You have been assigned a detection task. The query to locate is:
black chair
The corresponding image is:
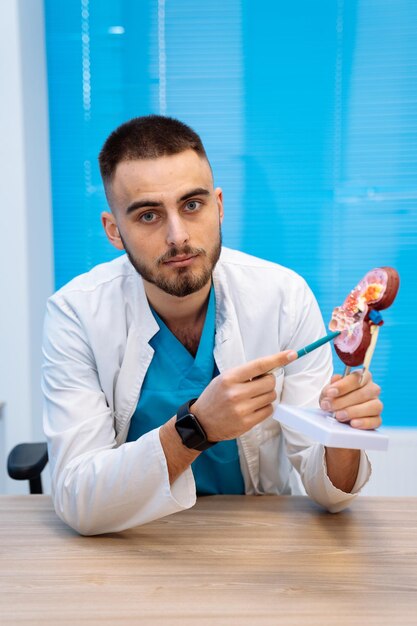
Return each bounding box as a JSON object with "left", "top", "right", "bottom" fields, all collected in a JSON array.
[{"left": 7, "top": 442, "right": 48, "bottom": 494}]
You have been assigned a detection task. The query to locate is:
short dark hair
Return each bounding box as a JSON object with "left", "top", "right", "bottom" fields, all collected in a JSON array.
[{"left": 98, "top": 114, "right": 208, "bottom": 185}]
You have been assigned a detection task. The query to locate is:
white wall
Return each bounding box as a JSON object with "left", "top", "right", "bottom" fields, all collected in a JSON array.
[
  {"left": 362, "top": 429, "right": 417, "bottom": 497},
  {"left": 0, "top": 0, "right": 53, "bottom": 493},
  {"left": 0, "top": 1, "right": 415, "bottom": 499}
]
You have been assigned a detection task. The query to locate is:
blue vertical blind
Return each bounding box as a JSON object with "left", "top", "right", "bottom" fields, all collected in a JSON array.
[{"left": 44, "top": 0, "right": 416, "bottom": 426}]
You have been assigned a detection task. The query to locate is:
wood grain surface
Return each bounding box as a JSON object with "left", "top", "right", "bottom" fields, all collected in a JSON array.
[{"left": 1, "top": 495, "right": 417, "bottom": 625}]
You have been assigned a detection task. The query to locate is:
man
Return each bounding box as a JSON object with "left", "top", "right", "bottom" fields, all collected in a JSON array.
[{"left": 42, "top": 115, "right": 382, "bottom": 535}]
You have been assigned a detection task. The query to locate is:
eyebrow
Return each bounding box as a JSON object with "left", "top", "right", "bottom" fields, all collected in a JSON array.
[{"left": 125, "top": 187, "right": 211, "bottom": 215}]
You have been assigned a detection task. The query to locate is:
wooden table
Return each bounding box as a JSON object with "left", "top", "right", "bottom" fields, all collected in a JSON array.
[{"left": 1, "top": 496, "right": 417, "bottom": 625}]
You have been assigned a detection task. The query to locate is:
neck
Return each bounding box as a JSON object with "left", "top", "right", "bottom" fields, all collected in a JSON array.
[{"left": 143, "top": 279, "right": 212, "bottom": 327}]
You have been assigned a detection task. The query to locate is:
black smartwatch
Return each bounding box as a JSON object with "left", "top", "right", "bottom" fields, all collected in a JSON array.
[{"left": 175, "top": 398, "right": 217, "bottom": 451}]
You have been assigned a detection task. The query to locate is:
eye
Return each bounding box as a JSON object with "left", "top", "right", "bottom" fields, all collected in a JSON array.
[
  {"left": 184, "top": 200, "right": 201, "bottom": 212},
  {"left": 139, "top": 211, "right": 158, "bottom": 223}
]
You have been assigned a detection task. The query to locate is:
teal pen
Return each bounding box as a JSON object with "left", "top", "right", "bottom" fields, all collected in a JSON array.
[
  {"left": 266, "top": 330, "right": 341, "bottom": 375},
  {"left": 296, "top": 330, "right": 341, "bottom": 358}
]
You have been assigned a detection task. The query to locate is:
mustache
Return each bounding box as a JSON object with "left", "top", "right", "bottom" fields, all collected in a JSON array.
[{"left": 157, "top": 245, "right": 207, "bottom": 265}]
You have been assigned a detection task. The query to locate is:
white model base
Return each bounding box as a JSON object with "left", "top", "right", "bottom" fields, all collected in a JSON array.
[{"left": 273, "top": 403, "right": 389, "bottom": 451}]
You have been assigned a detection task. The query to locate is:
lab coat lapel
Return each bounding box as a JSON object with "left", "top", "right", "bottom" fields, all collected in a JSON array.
[
  {"left": 114, "top": 274, "right": 159, "bottom": 442},
  {"left": 213, "top": 266, "right": 261, "bottom": 493}
]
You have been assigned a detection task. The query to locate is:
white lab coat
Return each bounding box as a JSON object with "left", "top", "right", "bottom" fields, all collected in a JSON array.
[{"left": 42, "top": 247, "right": 370, "bottom": 535}]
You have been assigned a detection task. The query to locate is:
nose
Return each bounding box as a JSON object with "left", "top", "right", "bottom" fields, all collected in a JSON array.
[{"left": 166, "top": 214, "right": 189, "bottom": 247}]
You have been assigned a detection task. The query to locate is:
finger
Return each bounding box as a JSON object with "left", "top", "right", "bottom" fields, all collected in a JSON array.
[
  {"left": 221, "top": 376, "right": 276, "bottom": 408},
  {"left": 321, "top": 369, "right": 373, "bottom": 402},
  {"left": 229, "top": 350, "right": 297, "bottom": 383},
  {"left": 320, "top": 374, "right": 343, "bottom": 402},
  {"left": 244, "top": 389, "right": 278, "bottom": 415},
  {"left": 244, "top": 373, "right": 277, "bottom": 397},
  {"left": 333, "top": 398, "right": 383, "bottom": 422},
  {"left": 350, "top": 415, "right": 382, "bottom": 430},
  {"left": 246, "top": 403, "right": 275, "bottom": 427},
  {"left": 321, "top": 381, "right": 381, "bottom": 412}
]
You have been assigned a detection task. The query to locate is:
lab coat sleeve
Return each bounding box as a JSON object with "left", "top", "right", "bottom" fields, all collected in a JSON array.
[
  {"left": 42, "top": 296, "right": 196, "bottom": 535},
  {"left": 278, "top": 280, "right": 372, "bottom": 512}
]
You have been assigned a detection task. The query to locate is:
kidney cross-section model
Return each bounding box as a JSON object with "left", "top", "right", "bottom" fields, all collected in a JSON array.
[{"left": 329, "top": 267, "right": 400, "bottom": 367}]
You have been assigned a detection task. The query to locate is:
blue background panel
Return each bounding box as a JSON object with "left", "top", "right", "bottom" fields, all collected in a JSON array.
[{"left": 44, "top": 0, "right": 416, "bottom": 426}]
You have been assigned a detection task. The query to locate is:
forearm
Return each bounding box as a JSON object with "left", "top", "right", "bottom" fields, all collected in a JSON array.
[
  {"left": 159, "top": 416, "right": 200, "bottom": 484},
  {"left": 325, "top": 447, "right": 361, "bottom": 493},
  {"left": 49, "top": 427, "right": 197, "bottom": 535}
]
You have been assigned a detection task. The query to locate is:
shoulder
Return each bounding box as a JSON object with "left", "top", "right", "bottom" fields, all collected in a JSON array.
[
  {"left": 52, "top": 254, "right": 133, "bottom": 296},
  {"left": 47, "top": 254, "right": 137, "bottom": 313},
  {"left": 217, "top": 247, "right": 308, "bottom": 294},
  {"left": 214, "top": 248, "right": 323, "bottom": 359}
]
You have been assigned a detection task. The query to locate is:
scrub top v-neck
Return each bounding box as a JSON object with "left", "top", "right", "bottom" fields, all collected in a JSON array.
[{"left": 126, "top": 285, "right": 245, "bottom": 495}]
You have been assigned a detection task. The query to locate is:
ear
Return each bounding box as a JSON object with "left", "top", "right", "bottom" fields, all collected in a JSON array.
[
  {"left": 215, "top": 188, "right": 224, "bottom": 224},
  {"left": 101, "top": 211, "right": 125, "bottom": 250}
]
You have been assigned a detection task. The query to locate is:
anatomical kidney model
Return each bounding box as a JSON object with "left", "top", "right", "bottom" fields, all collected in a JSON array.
[{"left": 329, "top": 267, "right": 400, "bottom": 371}]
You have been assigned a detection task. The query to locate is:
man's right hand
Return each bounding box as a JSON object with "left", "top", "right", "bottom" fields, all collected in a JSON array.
[
  {"left": 159, "top": 348, "right": 298, "bottom": 484},
  {"left": 191, "top": 349, "right": 298, "bottom": 442}
]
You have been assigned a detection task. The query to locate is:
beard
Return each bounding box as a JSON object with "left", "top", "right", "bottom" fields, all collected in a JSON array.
[{"left": 121, "top": 229, "right": 222, "bottom": 298}]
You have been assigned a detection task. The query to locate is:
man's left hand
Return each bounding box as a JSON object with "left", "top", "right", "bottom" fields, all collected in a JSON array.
[
  {"left": 319, "top": 370, "right": 381, "bottom": 492},
  {"left": 319, "top": 370, "right": 383, "bottom": 430}
]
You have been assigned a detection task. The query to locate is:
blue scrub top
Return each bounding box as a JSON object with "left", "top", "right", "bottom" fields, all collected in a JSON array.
[{"left": 127, "top": 285, "right": 245, "bottom": 495}]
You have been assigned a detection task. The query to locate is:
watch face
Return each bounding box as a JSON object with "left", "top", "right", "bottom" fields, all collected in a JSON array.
[{"left": 176, "top": 413, "right": 207, "bottom": 449}]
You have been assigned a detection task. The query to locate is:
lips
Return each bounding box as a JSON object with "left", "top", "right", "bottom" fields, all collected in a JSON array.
[{"left": 163, "top": 254, "right": 198, "bottom": 267}]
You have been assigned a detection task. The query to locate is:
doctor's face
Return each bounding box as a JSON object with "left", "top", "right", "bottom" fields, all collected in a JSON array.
[{"left": 101, "top": 150, "right": 224, "bottom": 298}]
